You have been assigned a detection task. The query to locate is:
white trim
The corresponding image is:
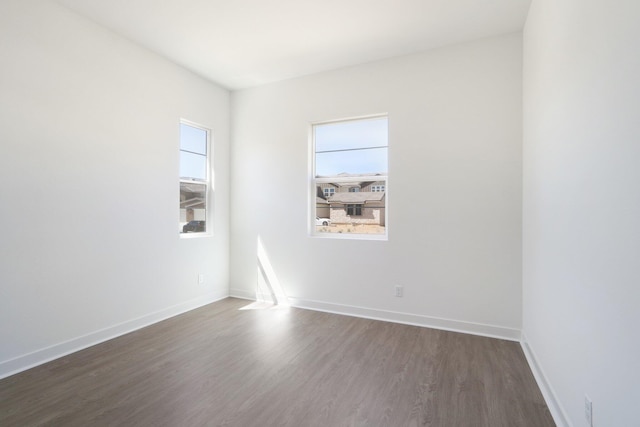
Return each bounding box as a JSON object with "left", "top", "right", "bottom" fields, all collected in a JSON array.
[
  {"left": 520, "top": 332, "right": 572, "bottom": 427},
  {"left": 225, "top": 291, "right": 519, "bottom": 340},
  {"left": 288, "top": 296, "right": 521, "bottom": 341},
  {"left": 0, "top": 291, "right": 228, "bottom": 380},
  {"left": 310, "top": 112, "right": 389, "bottom": 127},
  {"left": 179, "top": 231, "right": 213, "bottom": 239},
  {"left": 229, "top": 287, "right": 276, "bottom": 304},
  {"left": 228, "top": 287, "right": 257, "bottom": 300},
  {"left": 309, "top": 231, "right": 388, "bottom": 241},
  {"left": 256, "top": 291, "right": 276, "bottom": 303}
]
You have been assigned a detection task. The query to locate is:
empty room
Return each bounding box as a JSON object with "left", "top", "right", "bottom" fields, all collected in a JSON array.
[{"left": 1, "top": 0, "right": 638, "bottom": 426}]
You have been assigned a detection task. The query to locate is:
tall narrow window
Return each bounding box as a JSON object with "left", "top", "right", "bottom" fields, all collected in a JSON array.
[
  {"left": 179, "top": 121, "right": 210, "bottom": 235},
  {"left": 311, "top": 115, "right": 388, "bottom": 239}
]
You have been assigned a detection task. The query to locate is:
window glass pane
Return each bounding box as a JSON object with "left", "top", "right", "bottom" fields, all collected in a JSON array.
[
  {"left": 315, "top": 187, "right": 385, "bottom": 235},
  {"left": 316, "top": 147, "right": 387, "bottom": 176},
  {"left": 315, "top": 117, "right": 388, "bottom": 152},
  {"left": 180, "top": 182, "right": 206, "bottom": 233},
  {"left": 180, "top": 123, "right": 207, "bottom": 155},
  {"left": 180, "top": 151, "right": 207, "bottom": 180}
]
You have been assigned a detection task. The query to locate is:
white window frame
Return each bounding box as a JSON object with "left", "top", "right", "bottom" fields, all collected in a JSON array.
[
  {"left": 179, "top": 119, "right": 212, "bottom": 238},
  {"left": 309, "top": 114, "right": 388, "bottom": 241}
]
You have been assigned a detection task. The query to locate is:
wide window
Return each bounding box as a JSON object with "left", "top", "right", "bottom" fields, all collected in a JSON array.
[
  {"left": 179, "top": 121, "right": 211, "bottom": 235},
  {"left": 311, "top": 115, "right": 388, "bottom": 238},
  {"left": 346, "top": 204, "right": 362, "bottom": 216}
]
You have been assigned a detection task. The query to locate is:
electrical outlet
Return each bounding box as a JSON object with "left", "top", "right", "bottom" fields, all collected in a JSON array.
[
  {"left": 584, "top": 395, "right": 592, "bottom": 427},
  {"left": 395, "top": 285, "right": 403, "bottom": 297},
  {"left": 198, "top": 274, "right": 204, "bottom": 285}
]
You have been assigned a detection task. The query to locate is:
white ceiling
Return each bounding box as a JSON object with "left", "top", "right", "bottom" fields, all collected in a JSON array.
[{"left": 56, "top": 0, "right": 531, "bottom": 90}]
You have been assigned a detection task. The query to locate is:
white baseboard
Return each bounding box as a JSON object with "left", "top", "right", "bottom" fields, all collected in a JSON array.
[
  {"left": 229, "top": 287, "right": 257, "bottom": 301},
  {"left": 287, "top": 297, "right": 521, "bottom": 341},
  {"left": 227, "top": 290, "right": 520, "bottom": 340},
  {"left": 229, "top": 287, "right": 279, "bottom": 304},
  {"left": 0, "top": 291, "right": 228, "bottom": 380},
  {"left": 520, "top": 332, "right": 572, "bottom": 427}
]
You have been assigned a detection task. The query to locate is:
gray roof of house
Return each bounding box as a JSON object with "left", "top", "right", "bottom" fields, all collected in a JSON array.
[
  {"left": 316, "top": 197, "right": 329, "bottom": 205},
  {"left": 316, "top": 172, "right": 386, "bottom": 178},
  {"left": 316, "top": 173, "right": 385, "bottom": 187},
  {"left": 328, "top": 192, "right": 385, "bottom": 204}
]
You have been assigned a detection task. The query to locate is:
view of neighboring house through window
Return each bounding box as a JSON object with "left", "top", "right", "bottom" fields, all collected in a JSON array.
[
  {"left": 323, "top": 187, "right": 335, "bottom": 198},
  {"left": 346, "top": 204, "right": 362, "bottom": 216},
  {"left": 312, "top": 115, "right": 388, "bottom": 238},
  {"left": 179, "top": 121, "right": 210, "bottom": 235}
]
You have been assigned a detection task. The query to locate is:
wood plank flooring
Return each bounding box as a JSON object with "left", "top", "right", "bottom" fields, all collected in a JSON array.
[{"left": 0, "top": 298, "right": 554, "bottom": 426}]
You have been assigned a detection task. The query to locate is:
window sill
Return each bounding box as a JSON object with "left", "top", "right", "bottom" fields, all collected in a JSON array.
[
  {"left": 310, "top": 232, "right": 387, "bottom": 241},
  {"left": 180, "top": 232, "right": 212, "bottom": 239}
]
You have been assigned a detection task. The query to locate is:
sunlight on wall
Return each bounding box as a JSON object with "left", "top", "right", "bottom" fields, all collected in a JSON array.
[{"left": 256, "top": 236, "right": 289, "bottom": 306}]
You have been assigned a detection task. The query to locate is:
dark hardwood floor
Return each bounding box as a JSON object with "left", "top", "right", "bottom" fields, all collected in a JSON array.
[{"left": 0, "top": 298, "right": 554, "bottom": 426}]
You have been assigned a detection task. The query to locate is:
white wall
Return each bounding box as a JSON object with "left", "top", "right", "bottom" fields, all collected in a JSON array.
[
  {"left": 523, "top": 0, "right": 640, "bottom": 425},
  {"left": 230, "top": 33, "right": 523, "bottom": 338},
  {"left": 0, "top": 0, "right": 230, "bottom": 377}
]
